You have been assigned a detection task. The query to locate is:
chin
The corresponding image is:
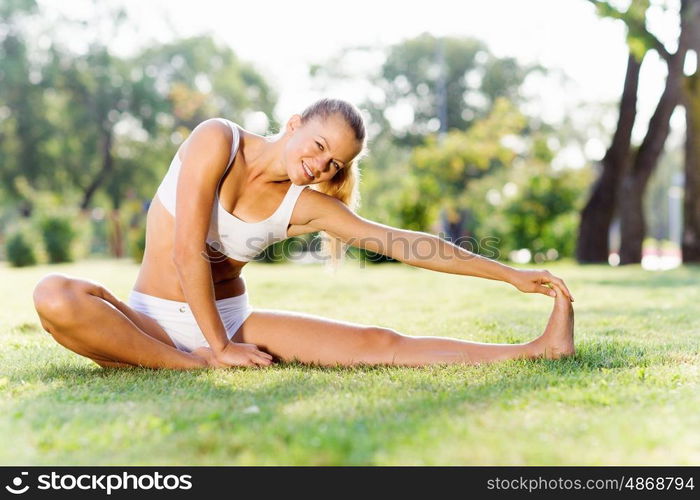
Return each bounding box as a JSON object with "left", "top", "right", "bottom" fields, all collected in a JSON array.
[{"left": 290, "top": 172, "right": 307, "bottom": 186}]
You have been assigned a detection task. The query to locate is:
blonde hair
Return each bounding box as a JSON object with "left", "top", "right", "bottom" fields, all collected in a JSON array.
[{"left": 300, "top": 98, "right": 367, "bottom": 268}]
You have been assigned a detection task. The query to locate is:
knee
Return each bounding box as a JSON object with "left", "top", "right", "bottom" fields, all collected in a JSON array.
[
  {"left": 32, "top": 273, "right": 83, "bottom": 323},
  {"left": 358, "top": 327, "right": 405, "bottom": 361}
]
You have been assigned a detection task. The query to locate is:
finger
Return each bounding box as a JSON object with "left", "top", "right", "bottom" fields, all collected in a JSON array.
[
  {"left": 539, "top": 284, "right": 556, "bottom": 297},
  {"left": 537, "top": 273, "right": 552, "bottom": 286},
  {"left": 257, "top": 350, "right": 274, "bottom": 361},
  {"left": 244, "top": 346, "right": 273, "bottom": 361},
  {"left": 252, "top": 353, "right": 273, "bottom": 366},
  {"left": 552, "top": 277, "right": 574, "bottom": 301},
  {"left": 550, "top": 282, "right": 569, "bottom": 300},
  {"left": 243, "top": 344, "right": 274, "bottom": 360}
]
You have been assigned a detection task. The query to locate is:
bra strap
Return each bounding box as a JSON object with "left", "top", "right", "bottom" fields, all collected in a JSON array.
[
  {"left": 275, "top": 184, "right": 308, "bottom": 227},
  {"left": 215, "top": 118, "right": 240, "bottom": 168},
  {"left": 212, "top": 119, "right": 241, "bottom": 200}
]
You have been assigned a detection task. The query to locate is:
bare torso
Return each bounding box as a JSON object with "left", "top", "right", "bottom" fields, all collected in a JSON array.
[{"left": 133, "top": 126, "right": 313, "bottom": 301}]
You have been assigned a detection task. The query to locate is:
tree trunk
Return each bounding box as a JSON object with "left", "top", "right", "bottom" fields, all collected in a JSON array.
[
  {"left": 79, "top": 128, "right": 113, "bottom": 210},
  {"left": 682, "top": 10, "right": 700, "bottom": 262},
  {"left": 618, "top": 172, "right": 647, "bottom": 263},
  {"left": 618, "top": 5, "right": 691, "bottom": 264},
  {"left": 683, "top": 80, "right": 700, "bottom": 261},
  {"left": 108, "top": 209, "right": 124, "bottom": 258},
  {"left": 576, "top": 53, "right": 641, "bottom": 263},
  {"left": 441, "top": 207, "right": 472, "bottom": 243}
]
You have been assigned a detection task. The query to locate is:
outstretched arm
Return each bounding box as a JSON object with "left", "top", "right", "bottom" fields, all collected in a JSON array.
[{"left": 305, "top": 193, "right": 574, "bottom": 301}]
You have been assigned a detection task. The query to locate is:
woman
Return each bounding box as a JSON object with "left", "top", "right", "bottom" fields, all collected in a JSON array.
[{"left": 32, "top": 98, "right": 574, "bottom": 370}]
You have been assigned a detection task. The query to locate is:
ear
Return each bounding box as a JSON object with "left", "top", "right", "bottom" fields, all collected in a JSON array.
[{"left": 286, "top": 114, "right": 302, "bottom": 133}]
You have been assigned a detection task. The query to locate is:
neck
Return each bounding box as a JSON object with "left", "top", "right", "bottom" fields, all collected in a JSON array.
[{"left": 244, "top": 132, "right": 290, "bottom": 183}]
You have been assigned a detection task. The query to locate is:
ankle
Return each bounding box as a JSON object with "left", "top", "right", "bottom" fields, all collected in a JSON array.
[{"left": 524, "top": 338, "right": 546, "bottom": 359}]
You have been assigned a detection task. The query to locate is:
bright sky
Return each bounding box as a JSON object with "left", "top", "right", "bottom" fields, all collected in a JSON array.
[{"left": 36, "top": 0, "right": 686, "bottom": 166}]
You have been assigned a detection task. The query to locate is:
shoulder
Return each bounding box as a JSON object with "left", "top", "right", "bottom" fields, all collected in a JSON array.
[
  {"left": 299, "top": 187, "right": 347, "bottom": 211},
  {"left": 191, "top": 118, "right": 235, "bottom": 144},
  {"left": 295, "top": 188, "right": 356, "bottom": 231},
  {"left": 179, "top": 118, "right": 240, "bottom": 162}
]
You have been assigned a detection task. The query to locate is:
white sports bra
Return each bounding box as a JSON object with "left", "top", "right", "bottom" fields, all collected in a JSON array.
[{"left": 155, "top": 118, "right": 308, "bottom": 262}]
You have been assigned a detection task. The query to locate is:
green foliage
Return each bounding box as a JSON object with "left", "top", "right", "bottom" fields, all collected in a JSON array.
[
  {"left": 387, "top": 98, "right": 529, "bottom": 237},
  {"left": 135, "top": 36, "right": 277, "bottom": 131},
  {"left": 467, "top": 164, "right": 592, "bottom": 260},
  {"left": 589, "top": 0, "right": 653, "bottom": 60},
  {"left": 411, "top": 98, "right": 527, "bottom": 201},
  {"left": 5, "top": 227, "right": 38, "bottom": 267},
  {"left": 37, "top": 215, "right": 76, "bottom": 263},
  {"left": 378, "top": 33, "right": 533, "bottom": 141},
  {"left": 347, "top": 246, "right": 398, "bottom": 264},
  {"left": 357, "top": 97, "right": 588, "bottom": 262},
  {"left": 0, "top": 5, "right": 56, "bottom": 209},
  {"left": 128, "top": 225, "right": 147, "bottom": 264},
  {"left": 0, "top": 3, "right": 279, "bottom": 260},
  {"left": 254, "top": 237, "right": 309, "bottom": 264},
  {"left": 0, "top": 0, "right": 38, "bottom": 19}
]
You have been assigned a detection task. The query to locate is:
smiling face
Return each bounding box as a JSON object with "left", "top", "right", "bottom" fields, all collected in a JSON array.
[{"left": 283, "top": 113, "right": 363, "bottom": 186}]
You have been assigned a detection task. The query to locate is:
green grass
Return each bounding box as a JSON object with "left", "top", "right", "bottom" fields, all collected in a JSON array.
[{"left": 1, "top": 258, "right": 699, "bottom": 465}]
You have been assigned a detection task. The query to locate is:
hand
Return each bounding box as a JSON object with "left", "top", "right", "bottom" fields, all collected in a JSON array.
[
  {"left": 194, "top": 342, "right": 274, "bottom": 368},
  {"left": 191, "top": 346, "right": 228, "bottom": 368},
  {"left": 216, "top": 341, "right": 274, "bottom": 367},
  {"left": 508, "top": 268, "right": 574, "bottom": 302}
]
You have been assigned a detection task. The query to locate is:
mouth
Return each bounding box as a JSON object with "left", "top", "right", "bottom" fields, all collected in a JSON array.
[{"left": 302, "top": 161, "right": 315, "bottom": 180}]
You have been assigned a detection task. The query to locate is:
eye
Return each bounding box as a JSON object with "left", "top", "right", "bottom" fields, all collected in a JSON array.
[
  {"left": 333, "top": 161, "right": 341, "bottom": 170},
  {"left": 315, "top": 141, "right": 324, "bottom": 151}
]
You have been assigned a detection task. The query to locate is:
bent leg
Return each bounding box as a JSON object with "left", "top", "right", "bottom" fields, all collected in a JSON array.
[
  {"left": 33, "top": 273, "right": 207, "bottom": 370},
  {"left": 233, "top": 291, "right": 574, "bottom": 367}
]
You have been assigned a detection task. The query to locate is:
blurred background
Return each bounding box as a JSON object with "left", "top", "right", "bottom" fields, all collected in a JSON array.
[{"left": 1, "top": 0, "right": 698, "bottom": 271}]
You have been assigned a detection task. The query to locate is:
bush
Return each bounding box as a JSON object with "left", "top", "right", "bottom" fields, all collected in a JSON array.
[
  {"left": 255, "top": 237, "right": 308, "bottom": 264},
  {"left": 5, "top": 229, "right": 38, "bottom": 267},
  {"left": 128, "top": 225, "right": 147, "bottom": 263},
  {"left": 466, "top": 163, "right": 591, "bottom": 261},
  {"left": 38, "top": 215, "right": 76, "bottom": 263}
]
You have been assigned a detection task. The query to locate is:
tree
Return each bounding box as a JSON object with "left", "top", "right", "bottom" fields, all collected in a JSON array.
[
  {"left": 376, "top": 33, "right": 531, "bottom": 144},
  {"left": 577, "top": 52, "right": 642, "bottom": 262},
  {"left": 409, "top": 98, "right": 528, "bottom": 238},
  {"left": 469, "top": 163, "right": 591, "bottom": 260},
  {"left": 135, "top": 36, "right": 277, "bottom": 131},
  {"left": 681, "top": 0, "right": 700, "bottom": 262},
  {"left": 618, "top": 0, "right": 692, "bottom": 264},
  {"left": 310, "top": 34, "right": 532, "bottom": 143},
  {"left": 49, "top": 32, "right": 278, "bottom": 255},
  {"left": 0, "top": 0, "right": 55, "bottom": 216},
  {"left": 577, "top": 0, "right": 666, "bottom": 263},
  {"left": 54, "top": 44, "right": 141, "bottom": 211},
  {"left": 577, "top": 0, "right": 693, "bottom": 264}
]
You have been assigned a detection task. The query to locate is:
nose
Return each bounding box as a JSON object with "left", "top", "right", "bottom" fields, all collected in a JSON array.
[{"left": 310, "top": 156, "right": 329, "bottom": 175}]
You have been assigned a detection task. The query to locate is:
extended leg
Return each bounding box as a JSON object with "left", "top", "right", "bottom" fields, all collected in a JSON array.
[{"left": 233, "top": 289, "right": 574, "bottom": 366}]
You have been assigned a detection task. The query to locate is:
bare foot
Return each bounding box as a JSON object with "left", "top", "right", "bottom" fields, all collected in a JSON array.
[{"left": 531, "top": 286, "right": 575, "bottom": 359}]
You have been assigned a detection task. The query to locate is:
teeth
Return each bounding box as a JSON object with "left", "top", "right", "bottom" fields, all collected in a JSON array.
[{"left": 303, "top": 162, "right": 314, "bottom": 179}]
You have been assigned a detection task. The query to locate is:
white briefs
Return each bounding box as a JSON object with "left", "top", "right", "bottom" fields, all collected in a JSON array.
[{"left": 127, "top": 289, "right": 254, "bottom": 353}]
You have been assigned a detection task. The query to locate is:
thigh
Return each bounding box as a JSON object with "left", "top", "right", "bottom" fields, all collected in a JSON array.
[{"left": 232, "top": 310, "right": 399, "bottom": 366}]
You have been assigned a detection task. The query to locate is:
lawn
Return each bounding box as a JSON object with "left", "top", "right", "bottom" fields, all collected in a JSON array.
[{"left": 0, "top": 258, "right": 698, "bottom": 465}]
